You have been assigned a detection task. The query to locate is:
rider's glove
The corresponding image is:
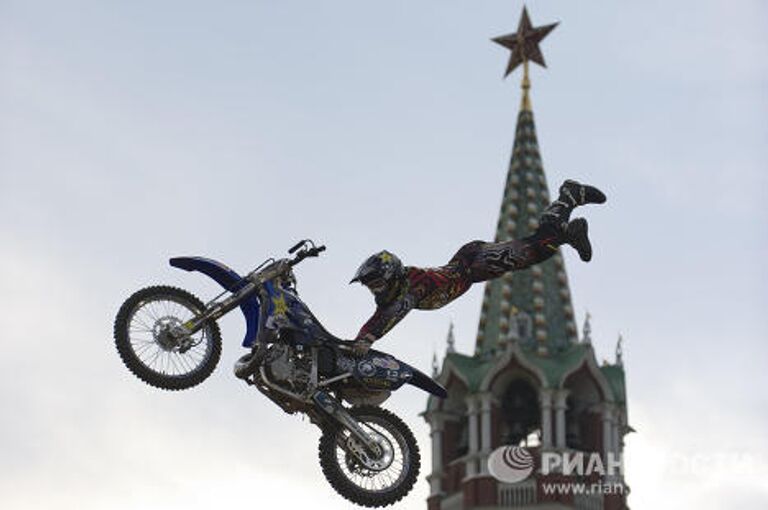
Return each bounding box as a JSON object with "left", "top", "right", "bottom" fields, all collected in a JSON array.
[{"left": 351, "top": 338, "right": 373, "bottom": 357}]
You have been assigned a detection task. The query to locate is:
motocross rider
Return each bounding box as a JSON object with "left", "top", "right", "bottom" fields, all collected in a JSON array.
[{"left": 349, "top": 179, "right": 606, "bottom": 357}]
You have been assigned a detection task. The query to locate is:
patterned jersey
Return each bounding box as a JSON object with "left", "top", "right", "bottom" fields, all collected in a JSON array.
[{"left": 355, "top": 264, "right": 473, "bottom": 342}]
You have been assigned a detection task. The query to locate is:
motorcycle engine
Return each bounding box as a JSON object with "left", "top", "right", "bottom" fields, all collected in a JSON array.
[{"left": 266, "top": 343, "right": 311, "bottom": 392}]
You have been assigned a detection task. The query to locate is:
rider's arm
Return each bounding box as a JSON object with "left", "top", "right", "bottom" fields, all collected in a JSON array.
[{"left": 355, "top": 296, "right": 415, "bottom": 343}]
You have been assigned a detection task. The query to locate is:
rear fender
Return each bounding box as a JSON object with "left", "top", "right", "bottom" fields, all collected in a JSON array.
[{"left": 169, "top": 256, "right": 260, "bottom": 347}]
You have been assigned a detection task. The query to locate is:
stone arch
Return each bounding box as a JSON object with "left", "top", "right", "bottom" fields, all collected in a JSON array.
[
  {"left": 558, "top": 353, "right": 614, "bottom": 403},
  {"left": 480, "top": 348, "right": 547, "bottom": 448},
  {"left": 499, "top": 378, "right": 541, "bottom": 446},
  {"left": 562, "top": 364, "right": 608, "bottom": 453},
  {"left": 479, "top": 343, "right": 548, "bottom": 393}
]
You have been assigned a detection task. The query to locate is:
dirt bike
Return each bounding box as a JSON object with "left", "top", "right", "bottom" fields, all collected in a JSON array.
[{"left": 113, "top": 239, "right": 447, "bottom": 507}]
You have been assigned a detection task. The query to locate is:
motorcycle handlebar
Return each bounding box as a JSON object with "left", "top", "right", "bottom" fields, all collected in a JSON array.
[{"left": 289, "top": 244, "right": 326, "bottom": 266}]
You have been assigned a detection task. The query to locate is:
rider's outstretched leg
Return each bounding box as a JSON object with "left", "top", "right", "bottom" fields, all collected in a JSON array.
[{"left": 452, "top": 180, "right": 605, "bottom": 282}]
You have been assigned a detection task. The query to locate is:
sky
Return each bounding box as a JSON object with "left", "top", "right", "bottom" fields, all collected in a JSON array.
[{"left": 1, "top": 0, "right": 766, "bottom": 509}]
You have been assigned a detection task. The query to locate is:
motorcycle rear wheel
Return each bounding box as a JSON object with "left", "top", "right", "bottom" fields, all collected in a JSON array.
[
  {"left": 318, "top": 406, "right": 420, "bottom": 507},
  {"left": 113, "top": 285, "right": 221, "bottom": 391}
]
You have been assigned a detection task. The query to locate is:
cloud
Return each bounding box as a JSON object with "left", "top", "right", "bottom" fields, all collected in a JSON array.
[{"left": 1, "top": 1, "right": 766, "bottom": 509}]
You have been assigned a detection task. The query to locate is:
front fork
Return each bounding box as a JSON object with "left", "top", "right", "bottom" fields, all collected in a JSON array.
[
  {"left": 170, "top": 282, "right": 259, "bottom": 348},
  {"left": 312, "top": 390, "right": 381, "bottom": 456}
]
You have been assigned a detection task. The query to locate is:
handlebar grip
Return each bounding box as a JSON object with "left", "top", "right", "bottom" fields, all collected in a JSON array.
[
  {"left": 288, "top": 240, "right": 307, "bottom": 254},
  {"left": 316, "top": 245, "right": 326, "bottom": 253}
]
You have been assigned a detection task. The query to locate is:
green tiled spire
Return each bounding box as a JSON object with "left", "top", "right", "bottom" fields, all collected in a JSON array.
[{"left": 475, "top": 69, "right": 578, "bottom": 356}]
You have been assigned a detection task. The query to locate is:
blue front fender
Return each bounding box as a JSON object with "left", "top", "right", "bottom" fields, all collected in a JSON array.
[{"left": 169, "top": 256, "right": 261, "bottom": 348}]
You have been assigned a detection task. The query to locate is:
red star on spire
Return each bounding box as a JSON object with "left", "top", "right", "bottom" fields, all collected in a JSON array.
[{"left": 492, "top": 6, "right": 559, "bottom": 77}]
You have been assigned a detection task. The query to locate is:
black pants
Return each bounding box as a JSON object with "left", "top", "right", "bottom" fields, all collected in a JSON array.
[{"left": 448, "top": 224, "right": 562, "bottom": 284}]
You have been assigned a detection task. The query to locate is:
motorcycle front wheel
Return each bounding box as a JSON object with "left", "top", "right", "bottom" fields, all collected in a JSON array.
[
  {"left": 318, "top": 406, "right": 420, "bottom": 508},
  {"left": 113, "top": 285, "right": 221, "bottom": 391}
]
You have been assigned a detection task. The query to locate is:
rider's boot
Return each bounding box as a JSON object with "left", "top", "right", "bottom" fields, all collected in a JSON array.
[
  {"left": 540, "top": 179, "right": 606, "bottom": 230},
  {"left": 560, "top": 179, "right": 607, "bottom": 207},
  {"left": 564, "top": 218, "right": 592, "bottom": 262}
]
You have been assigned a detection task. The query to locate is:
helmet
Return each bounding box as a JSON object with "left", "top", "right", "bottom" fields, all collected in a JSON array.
[{"left": 350, "top": 250, "right": 406, "bottom": 303}]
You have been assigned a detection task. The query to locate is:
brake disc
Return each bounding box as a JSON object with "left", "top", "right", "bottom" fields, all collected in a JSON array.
[
  {"left": 153, "top": 316, "right": 183, "bottom": 351},
  {"left": 345, "top": 429, "right": 395, "bottom": 472}
]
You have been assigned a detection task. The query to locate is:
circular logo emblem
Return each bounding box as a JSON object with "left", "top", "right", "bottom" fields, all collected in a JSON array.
[
  {"left": 488, "top": 446, "right": 534, "bottom": 483},
  {"left": 357, "top": 360, "right": 376, "bottom": 377}
]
